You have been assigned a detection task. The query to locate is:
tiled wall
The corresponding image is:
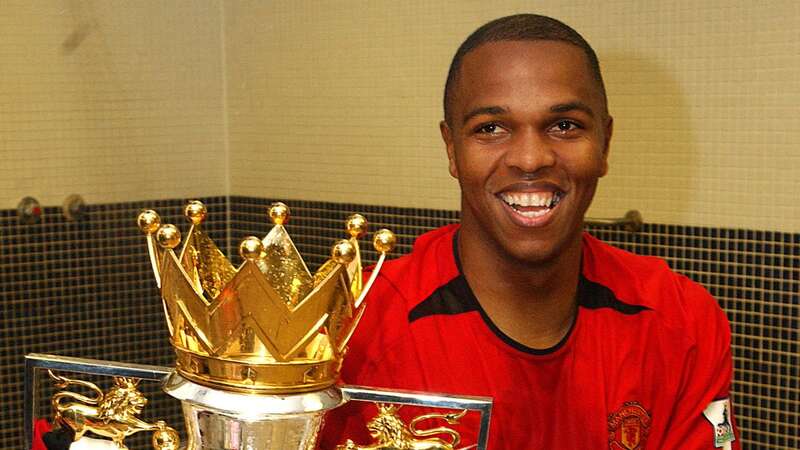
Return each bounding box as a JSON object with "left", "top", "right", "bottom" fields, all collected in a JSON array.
[
  {"left": 4, "top": 1, "right": 797, "bottom": 230},
  {"left": 0, "top": 197, "right": 228, "bottom": 449},
  {"left": 0, "top": 1, "right": 228, "bottom": 209},
  {"left": 7, "top": 196, "right": 789, "bottom": 449},
  {"left": 224, "top": 1, "right": 800, "bottom": 233}
]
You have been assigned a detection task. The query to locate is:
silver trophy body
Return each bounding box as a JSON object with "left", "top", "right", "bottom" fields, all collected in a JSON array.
[{"left": 164, "top": 372, "right": 344, "bottom": 450}]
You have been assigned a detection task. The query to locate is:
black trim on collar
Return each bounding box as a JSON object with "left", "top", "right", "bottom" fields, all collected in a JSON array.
[
  {"left": 576, "top": 275, "right": 651, "bottom": 314},
  {"left": 408, "top": 231, "right": 477, "bottom": 322},
  {"left": 407, "top": 230, "right": 650, "bottom": 355},
  {"left": 407, "top": 273, "right": 478, "bottom": 322}
]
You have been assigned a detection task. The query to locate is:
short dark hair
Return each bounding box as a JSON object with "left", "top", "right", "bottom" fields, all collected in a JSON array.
[{"left": 443, "top": 14, "right": 608, "bottom": 126}]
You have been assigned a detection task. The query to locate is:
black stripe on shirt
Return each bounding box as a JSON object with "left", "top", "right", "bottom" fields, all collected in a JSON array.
[{"left": 407, "top": 231, "right": 651, "bottom": 354}]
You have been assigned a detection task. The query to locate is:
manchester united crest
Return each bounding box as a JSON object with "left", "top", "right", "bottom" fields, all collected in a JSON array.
[{"left": 608, "top": 401, "right": 651, "bottom": 450}]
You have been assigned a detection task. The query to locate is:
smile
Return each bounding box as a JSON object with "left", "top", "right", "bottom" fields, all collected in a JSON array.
[{"left": 498, "top": 191, "right": 563, "bottom": 218}]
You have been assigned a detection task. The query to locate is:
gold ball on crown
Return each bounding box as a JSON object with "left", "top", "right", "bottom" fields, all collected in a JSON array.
[
  {"left": 346, "top": 214, "right": 367, "bottom": 238},
  {"left": 332, "top": 239, "right": 356, "bottom": 264},
  {"left": 156, "top": 224, "right": 181, "bottom": 249},
  {"left": 373, "top": 229, "right": 396, "bottom": 253},
  {"left": 239, "top": 236, "right": 264, "bottom": 261},
  {"left": 185, "top": 200, "right": 207, "bottom": 225},
  {"left": 137, "top": 210, "right": 161, "bottom": 234},
  {"left": 269, "top": 202, "right": 290, "bottom": 225}
]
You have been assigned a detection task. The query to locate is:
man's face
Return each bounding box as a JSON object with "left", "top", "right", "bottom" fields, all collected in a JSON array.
[{"left": 441, "top": 40, "right": 612, "bottom": 265}]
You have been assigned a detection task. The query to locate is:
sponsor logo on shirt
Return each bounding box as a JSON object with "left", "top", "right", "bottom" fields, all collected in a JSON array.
[
  {"left": 703, "top": 398, "right": 735, "bottom": 449},
  {"left": 608, "top": 401, "right": 651, "bottom": 450}
]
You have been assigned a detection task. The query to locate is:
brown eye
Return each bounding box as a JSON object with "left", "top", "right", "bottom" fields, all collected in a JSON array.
[
  {"left": 477, "top": 123, "right": 500, "bottom": 134},
  {"left": 556, "top": 121, "right": 577, "bottom": 131},
  {"left": 471, "top": 122, "right": 509, "bottom": 140},
  {"left": 549, "top": 120, "right": 582, "bottom": 136}
]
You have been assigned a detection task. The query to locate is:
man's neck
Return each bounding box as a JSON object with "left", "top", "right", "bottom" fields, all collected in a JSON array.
[{"left": 457, "top": 229, "right": 583, "bottom": 350}]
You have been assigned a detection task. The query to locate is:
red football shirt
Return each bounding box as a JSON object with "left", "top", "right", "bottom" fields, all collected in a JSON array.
[{"left": 320, "top": 224, "right": 739, "bottom": 449}]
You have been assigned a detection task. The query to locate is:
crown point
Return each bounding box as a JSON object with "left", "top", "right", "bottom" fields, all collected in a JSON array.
[
  {"left": 239, "top": 236, "right": 264, "bottom": 261},
  {"left": 345, "top": 214, "right": 368, "bottom": 238},
  {"left": 268, "top": 202, "right": 290, "bottom": 225},
  {"left": 184, "top": 200, "right": 207, "bottom": 225},
  {"left": 373, "top": 229, "right": 396, "bottom": 253},
  {"left": 156, "top": 224, "right": 181, "bottom": 249},
  {"left": 137, "top": 210, "right": 161, "bottom": 234},
  {"left": 332, "top": 239, "right": 356, "bottom": 265}
]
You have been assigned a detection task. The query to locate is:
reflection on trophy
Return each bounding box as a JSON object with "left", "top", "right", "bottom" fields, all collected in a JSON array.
[{"left": 25, "top": 200, "right": 491, "bottom": 450}]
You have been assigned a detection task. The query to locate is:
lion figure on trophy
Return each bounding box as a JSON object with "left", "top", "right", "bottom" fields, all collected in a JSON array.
[
  {"left": 337, "top": 404, "right": 467, "bottom": 450},
  {"left": 48, "top": 370, "right": 179, "bottom": 450}
]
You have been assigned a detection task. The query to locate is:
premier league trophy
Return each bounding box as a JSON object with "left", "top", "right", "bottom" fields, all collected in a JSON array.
[{"left": 24, "top": 201, "right": 492, "bottom": 450}]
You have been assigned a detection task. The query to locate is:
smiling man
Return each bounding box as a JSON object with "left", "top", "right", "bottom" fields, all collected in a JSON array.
[{"left": 321, "top": 14, "right": 739, "bottom": 449}]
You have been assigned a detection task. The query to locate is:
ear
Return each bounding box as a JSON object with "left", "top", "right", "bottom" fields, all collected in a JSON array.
[
  {"left": 599, "top": 115, "right": 613, "bottom": 177},
  {"left": 440, "top": 120, "right": 458, "bottom": 179}
]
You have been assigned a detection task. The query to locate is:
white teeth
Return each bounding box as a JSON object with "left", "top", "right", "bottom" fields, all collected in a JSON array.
[{"left": 500, "top": 192, "right": 556, "bottom": 208}]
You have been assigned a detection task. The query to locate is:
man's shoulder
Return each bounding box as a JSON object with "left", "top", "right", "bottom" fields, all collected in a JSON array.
[
  {"left": 367, "top": 223, "right": 461, "bottom": 305},
  {"left": 581, "top": 232, "right": 728, "bottom": 336},
  {"left": 344, "top": 225, "right": 458, "bottom": 372}
]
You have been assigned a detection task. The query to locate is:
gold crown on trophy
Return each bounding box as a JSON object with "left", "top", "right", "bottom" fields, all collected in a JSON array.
[{"left": 137, "top": 200, "right": 395, "bottom": 394}]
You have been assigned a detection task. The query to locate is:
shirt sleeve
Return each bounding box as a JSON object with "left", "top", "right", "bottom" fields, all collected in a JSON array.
[{"left": 659, "top": 276, "right": 740, "bottom": 450}]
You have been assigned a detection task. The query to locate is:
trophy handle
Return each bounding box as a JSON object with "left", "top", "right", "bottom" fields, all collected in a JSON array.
[
  {"left": 340, "top": 386, "right": 492, "bottom": 450},
  {"left": 25, "top": 354, "right": 173, "bottom": 450}
]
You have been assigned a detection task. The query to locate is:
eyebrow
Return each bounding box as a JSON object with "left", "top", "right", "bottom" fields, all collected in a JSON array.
[
  {"left": 461, "top": 101, "right": 596, "bottom": 125},
  {"left": 461, "top": 106, "right": 508, "bottom": 125},
  {"left": 550, "top": 101, "right": 595, "bottom": 118}
]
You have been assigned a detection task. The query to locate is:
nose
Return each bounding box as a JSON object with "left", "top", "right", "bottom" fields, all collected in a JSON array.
[{"left": 502, "top": 128, "right": 556, "bottom": 175}]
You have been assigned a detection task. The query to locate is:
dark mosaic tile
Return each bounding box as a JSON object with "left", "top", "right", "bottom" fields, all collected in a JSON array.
[
  {"left": 0, "top": 197, "right": 227, "bottom": 448},
  {"left": 1, "top": 196, "right": 797, "bottom": 449}
]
